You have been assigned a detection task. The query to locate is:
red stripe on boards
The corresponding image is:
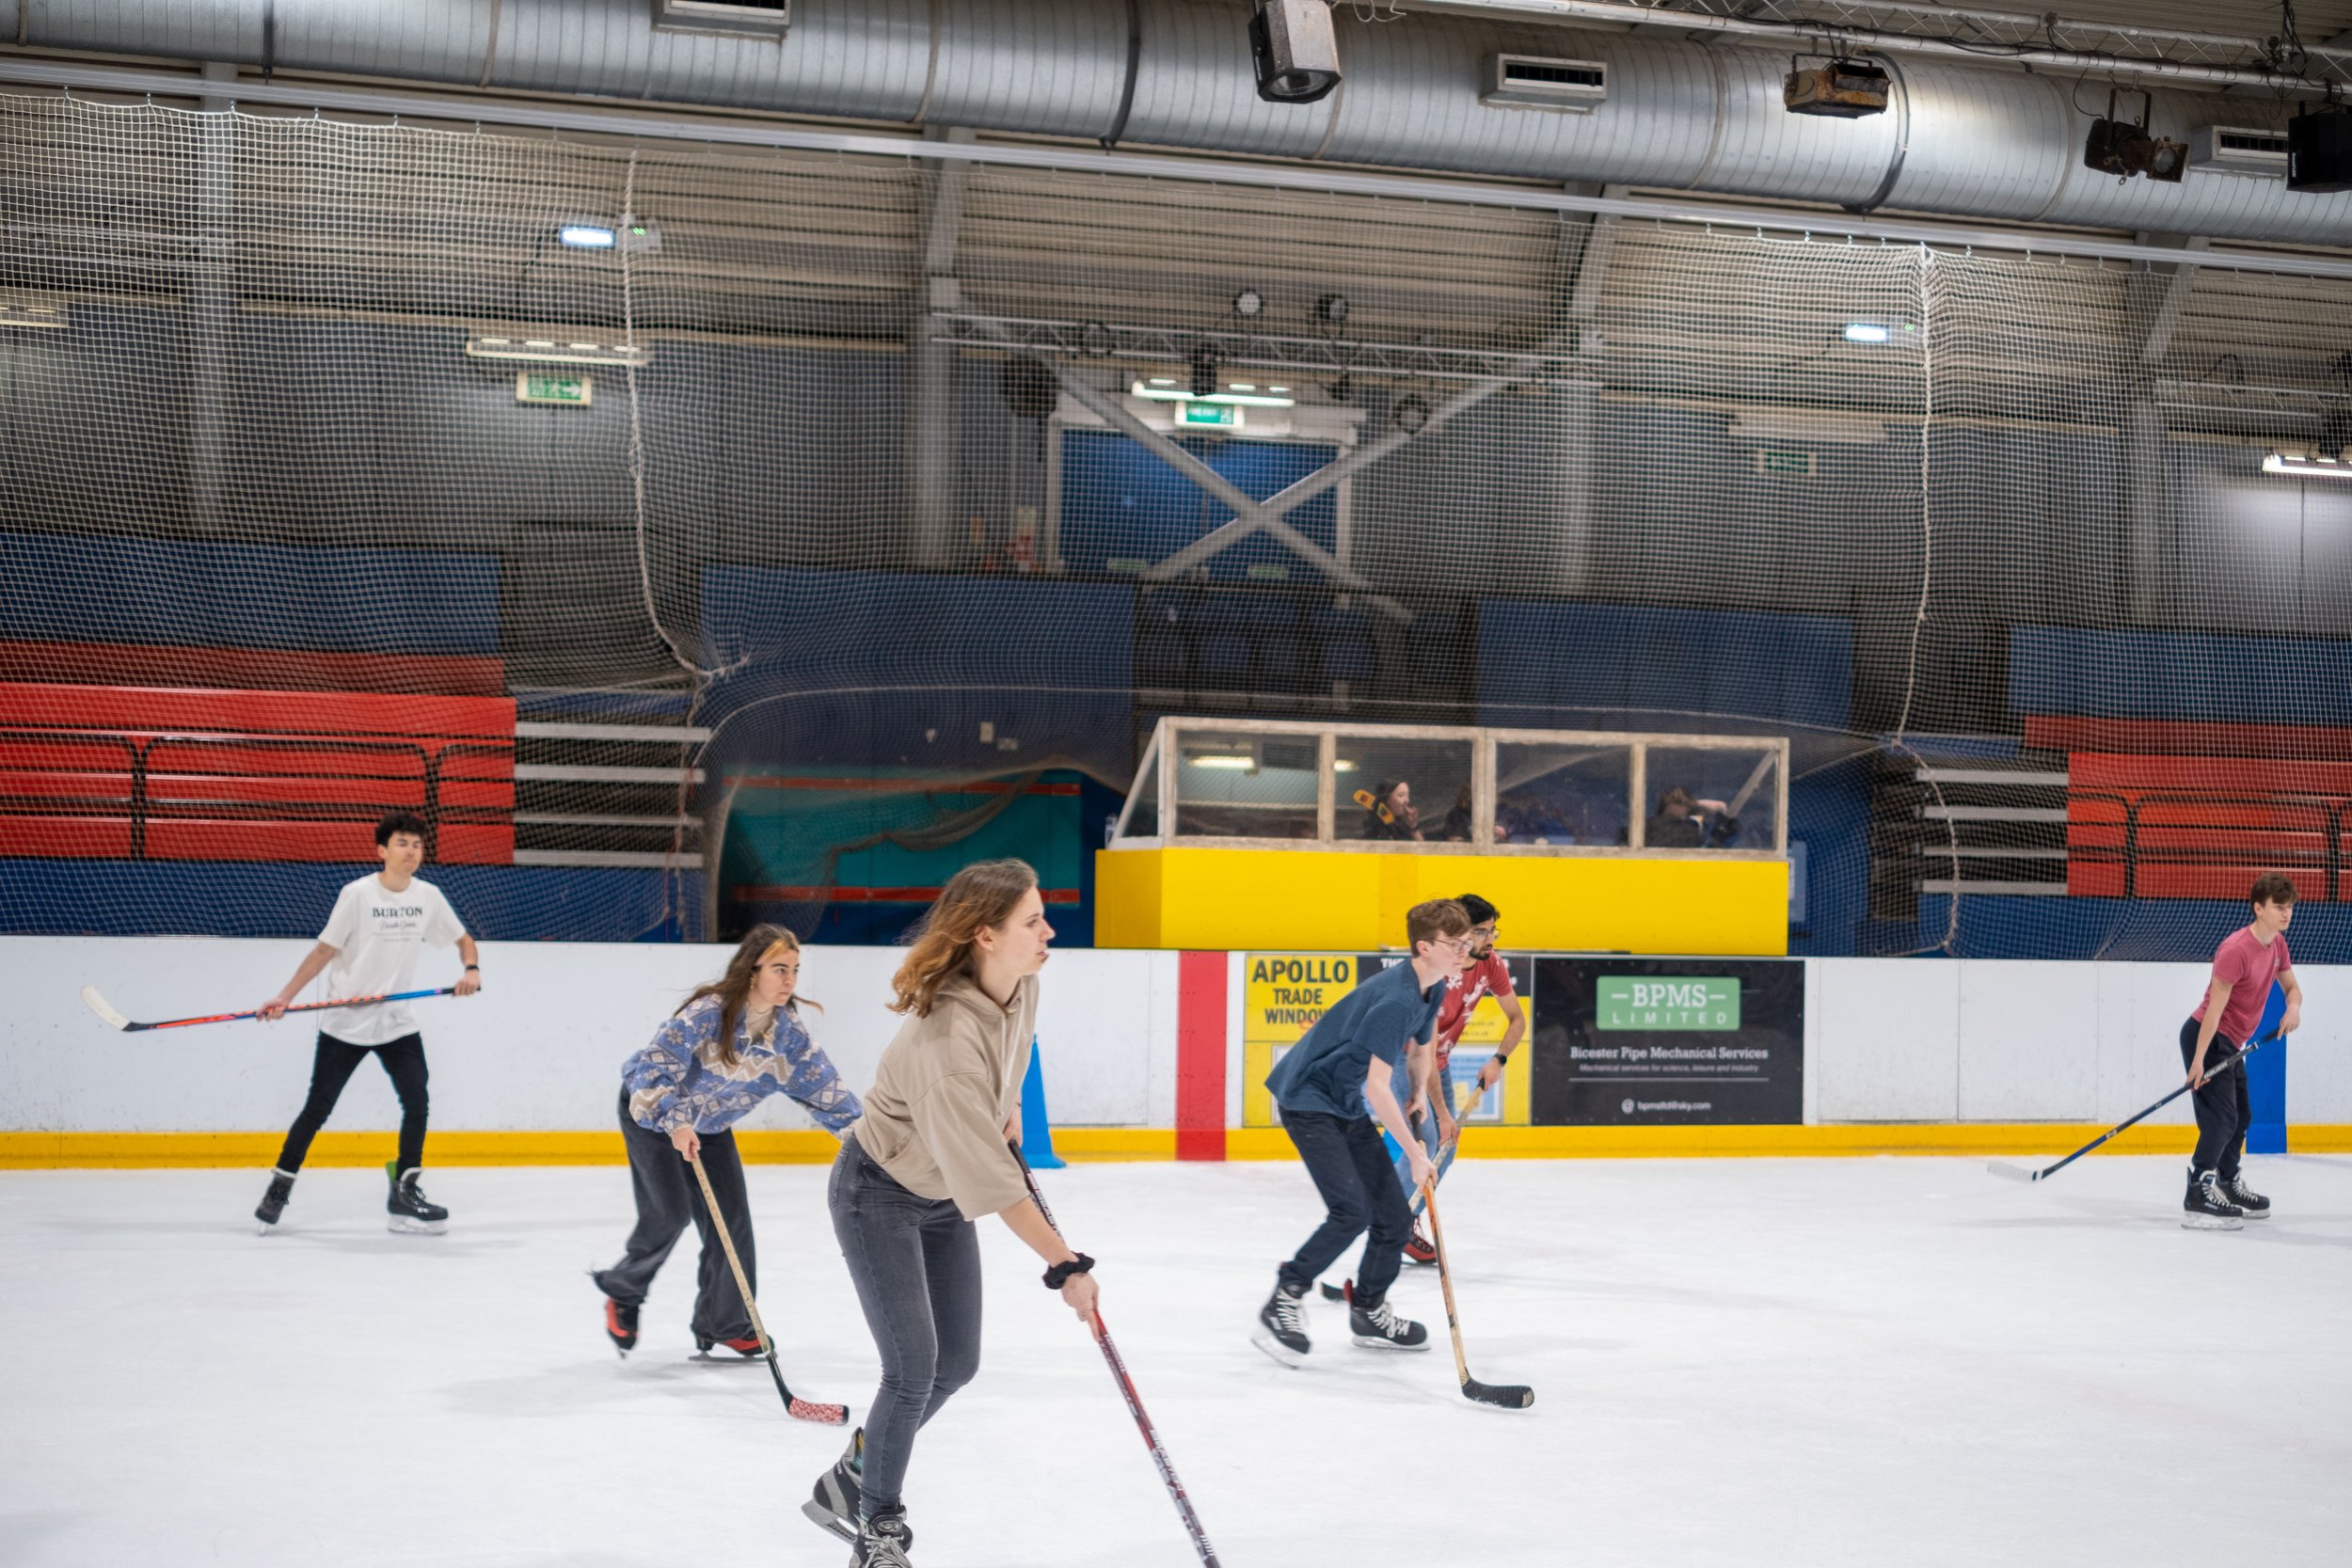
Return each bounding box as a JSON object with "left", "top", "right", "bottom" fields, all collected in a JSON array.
[{"left": 1175, "top": 951, "right": 1228, "bottom": 1163}]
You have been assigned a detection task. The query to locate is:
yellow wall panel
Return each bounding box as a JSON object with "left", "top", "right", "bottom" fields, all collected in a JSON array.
[{"left": 1097, "top": 847, "right": 1788, "bottom": 956}]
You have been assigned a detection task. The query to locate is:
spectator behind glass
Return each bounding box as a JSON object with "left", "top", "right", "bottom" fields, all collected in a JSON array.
[
  {"left": 1647, "top": 784, "right": 1739, "bottom": 848},
  {"left": 1359, "top": 778, "right": 1422, "bottom": 841},
  {"left": 1438, "top": 783, "right": 1499, "bottom": 843}
]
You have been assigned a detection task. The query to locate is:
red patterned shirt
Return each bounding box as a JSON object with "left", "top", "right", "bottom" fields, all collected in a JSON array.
[{"left": 1433, "top": 951, "right": 1514, "bottom": 1070}]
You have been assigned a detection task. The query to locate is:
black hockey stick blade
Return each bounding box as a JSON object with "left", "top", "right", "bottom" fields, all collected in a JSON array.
[
  {"left": 1465, "top": 1376, "right": 1535, "bottom": 1409},
  {"left": 1983, "top": 1030, "right": 2280, "bottom": 1188},
  {"left": 1319, "top": 1280, "right": 1348, "bottom": 1302}
]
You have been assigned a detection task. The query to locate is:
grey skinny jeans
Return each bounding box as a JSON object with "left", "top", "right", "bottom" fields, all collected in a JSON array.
[{"left": 829, "top": 1132, "right": 983, "bottom": 1515}]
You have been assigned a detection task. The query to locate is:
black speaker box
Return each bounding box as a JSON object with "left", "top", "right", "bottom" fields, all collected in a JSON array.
[{"left": 2287, "top": 112, "right": 2352, "bottom": 194}]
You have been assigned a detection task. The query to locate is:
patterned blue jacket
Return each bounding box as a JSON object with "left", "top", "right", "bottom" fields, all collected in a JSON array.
[{"left": 623, "top": 994, "right": 863, "bottom": 1136}]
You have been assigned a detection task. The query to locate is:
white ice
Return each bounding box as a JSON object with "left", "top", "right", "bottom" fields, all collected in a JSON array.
[{"left": 3, "top": 1155, "right": 2348, "bottom": 1567}]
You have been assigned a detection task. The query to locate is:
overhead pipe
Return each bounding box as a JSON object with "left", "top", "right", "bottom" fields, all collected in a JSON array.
[{"left": 10, "top": 0, "right": 2352, "bottom": 245}]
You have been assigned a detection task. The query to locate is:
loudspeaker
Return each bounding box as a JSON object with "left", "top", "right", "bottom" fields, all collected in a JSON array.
[
  {"left": 2287, "top": 111, "right": 2352, "bottom": 194},
  {"left": 1250, "top": 0, "right": 1341, "bottom": 105}
]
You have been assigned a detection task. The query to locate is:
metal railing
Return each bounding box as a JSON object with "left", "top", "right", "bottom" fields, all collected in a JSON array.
[
  {"left": 2066, "top": 790, "right": 2347, "bottom": 902},
  {"left": 0, "top": 726, "right": 516, "bottom": 861}
]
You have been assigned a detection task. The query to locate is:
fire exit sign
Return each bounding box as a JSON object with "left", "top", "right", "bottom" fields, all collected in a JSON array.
[{"left": 516, "top": 372, "right": 593, "bottom": 405}]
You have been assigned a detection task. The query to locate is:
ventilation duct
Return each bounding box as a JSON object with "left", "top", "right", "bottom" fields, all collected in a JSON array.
[{"left": 15, "top": 0, "right": 2352, "bottom": 245}]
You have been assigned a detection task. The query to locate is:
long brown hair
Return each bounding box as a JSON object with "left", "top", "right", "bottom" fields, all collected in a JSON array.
[
  {"left": 888, "top": 859, "right": 1040, "bottom": 1018},
  {"left": 676, "top": 925, "right": 817, "bottom": 1067}
]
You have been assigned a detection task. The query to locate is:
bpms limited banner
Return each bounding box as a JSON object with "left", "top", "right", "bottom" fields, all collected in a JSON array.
[{"left": 1530, "top": 958, "right": 1803, "bottom": 1125}]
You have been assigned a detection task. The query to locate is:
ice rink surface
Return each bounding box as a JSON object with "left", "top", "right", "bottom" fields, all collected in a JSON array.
[{"left": 3, "top": 1154, "right": 2348, "bottom": 1568}]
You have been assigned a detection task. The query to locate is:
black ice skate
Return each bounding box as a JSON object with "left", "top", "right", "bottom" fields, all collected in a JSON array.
[
  {"left": 1349, "top": 1291, "right": 1431, "bottom": 1351},
  {"left": 849, "top": 1504, "right": 914, "bottom": 1568},
  {"left": 1252, "top": 1279, "right": 1311, "bottom": 1367},
  {"left": 804, "top": 1429, "right": 889, "bottom": 1546},
  {"left": 254, "top": 1168, "right": 295, "bottom": 1233},
  {"left": 602, "top": 1296, "right": 640, "bottom": 1356},
  {"left": 2219, "top": 1174, "right": 2271, "bottom": 1218},
  {"left": 2182, "top": 1168, "right": 2245, "bottom": 1231},
  {"left": 385, "top": 1164, "right": 449, "bottom": 1234}
]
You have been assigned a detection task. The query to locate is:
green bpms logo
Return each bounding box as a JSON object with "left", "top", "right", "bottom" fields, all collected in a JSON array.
[{"left": 1596, "top": 977, "right": 1740, "bottom": 1031}]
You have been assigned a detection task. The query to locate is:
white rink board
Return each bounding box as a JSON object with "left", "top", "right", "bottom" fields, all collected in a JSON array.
[{"left": 3, "top": 939, "right": 2348, "bottom": 1130}]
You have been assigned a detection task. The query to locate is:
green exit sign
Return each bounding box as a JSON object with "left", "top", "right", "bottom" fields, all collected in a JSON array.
[
  {"left": 516, "top": 372, "right": 593, "bottom": 405},
  {"left": 1177, "top": 401, "right": 1241, "bottom": 427},
  {"left": 1754, "top": 447, "right": 1816, "bottom": 479},
  {"left": 1597, "top": 976, "right": 1741, "bottom": 1031}
]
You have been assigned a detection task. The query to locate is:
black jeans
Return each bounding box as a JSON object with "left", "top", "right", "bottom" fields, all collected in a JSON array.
[
  {"left": 275, "top": 1032, "right": 429, "bottom": 1174},
  {"left": 1277, "top": 1108, "right": 1410, "bottom": 1307},
  {"left": 2179, "top": 1017, "right": 2252, "bottom": 1180},
  {"left": 829, "top": 1133, "right": 982, "bottom": 1517},
  {"left": 593, "top": 1090, "right": 755, "bottom": 1343}
]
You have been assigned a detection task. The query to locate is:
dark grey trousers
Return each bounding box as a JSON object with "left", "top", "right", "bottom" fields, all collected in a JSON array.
[
  {"left": 594, "top": 1090, "right": 755, "bottom": 1343},
  {"left": 829, "top": 1133, "right": 983, "bottom": 1516}
]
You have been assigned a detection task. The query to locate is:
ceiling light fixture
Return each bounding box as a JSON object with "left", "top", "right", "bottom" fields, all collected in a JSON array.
[
  {"left": 2264, "top": 453, "right": 2352, "bottom": 480},
  {"left": 0, "top": 296, "right": 69, "bottom": 330},
  {"left": 467, "top": 332, "right": 650, "bottom": 367},
  {"left": 1131, "top": 381, "right": 1296, "bottom": 407},
  {"left": 1784, "top": 55, "right": 1890, "bottom": 119},
  {"left": 2085, "top": 88, "right": 2187, "bottom": 183},
  {"left": 559, "top": 225, "right": 617, "bottom": 248},
  {"left": 1843, "top": 322, "right": 1893, "bottom": 344}
]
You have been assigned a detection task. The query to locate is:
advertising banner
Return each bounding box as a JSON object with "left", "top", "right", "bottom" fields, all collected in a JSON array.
[
  {"left": 1530, "top": 958, "right": 1803, "bottom": 1125},
  {"left": 1241, "top": 951, "right": 1534, "bottom": 1127}
]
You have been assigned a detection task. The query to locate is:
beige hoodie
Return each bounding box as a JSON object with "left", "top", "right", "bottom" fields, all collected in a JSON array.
[{"left": 850, "top": 970, "right": 1037, "bottom": 1220}]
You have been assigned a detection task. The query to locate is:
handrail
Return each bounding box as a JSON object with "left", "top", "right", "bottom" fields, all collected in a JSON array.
[
  {"left": 2067, "top": 787, "right": 2348, "bottom": 902},
  {"left": 0, "top": 722, "right": 516, "bottom": 862}
]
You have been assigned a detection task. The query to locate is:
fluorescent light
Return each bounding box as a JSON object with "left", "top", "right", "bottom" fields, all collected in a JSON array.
[
  {"left": 1148, "top": 377, "right": 1175, "bottom": 386},
  {"left": 560, "top": 225, "right": 617, "bottom": 248},
  {"left": 467, "top": 332, "right": 650, "bottom": 367},
  {"left": 1186, "top": 754, "right": 1256, "bottom": 770},
  {"left": 1130, "top": 381, "right": 1296, "bottom": 408},
  {"left": 0, "top": 298, "right": 68, "bottom": 330},
  {"left": 1231, "top": 383, "right": 1256, "bottom": 391},
  {"left": 1332, "top": 759, "right": 1359, "bottom": 772},
  {"left": 2264, "top": 452, "right": 2352, "bottom": 480},
  {"left": 1842, "top": 322, "right": 1891, "bottom": 344}
]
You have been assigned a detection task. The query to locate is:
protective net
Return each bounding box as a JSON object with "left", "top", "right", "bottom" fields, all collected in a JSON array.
[{"left": 2, "top": 88, "right": 2347, "bottom": 958}]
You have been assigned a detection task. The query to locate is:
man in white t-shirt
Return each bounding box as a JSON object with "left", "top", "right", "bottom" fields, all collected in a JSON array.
[{"left": 252, "top": 811, "right": 480, "bottom": 1234}]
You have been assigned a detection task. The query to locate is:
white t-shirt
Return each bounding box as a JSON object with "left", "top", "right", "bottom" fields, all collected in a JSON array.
[{"left": 314, "top": 874, "right": 468, "bottom": 1045}]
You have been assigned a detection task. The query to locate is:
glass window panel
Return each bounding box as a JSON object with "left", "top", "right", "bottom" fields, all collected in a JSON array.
[
  {"left": 1494, "top": 740, "right": 1631, "bottom": 847},
  {"left": 1332, "top": 736, "right": 1475, "bottom": 843},
  {"left": 1641, "top": 745, "right": 1780, "bottom": 850},
  {"left": 1171, "top": 729, "right": 1321, "bottom": 839},
  {"left": 1116, "top": 733, "right": 1161, "bottom": 840}
]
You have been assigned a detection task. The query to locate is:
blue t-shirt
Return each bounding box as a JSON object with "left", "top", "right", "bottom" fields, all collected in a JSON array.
[{"left": 1265, "top": 958, "right": 1447, "bottom": 1120}]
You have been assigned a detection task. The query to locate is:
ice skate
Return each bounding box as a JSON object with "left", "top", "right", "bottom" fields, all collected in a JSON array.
[
  {"left": 849, "top": 1504, "right": 914, "bottom": 1567},
  {"left": 2219, "top": 1173, "right": 2270, "bottom": 1217},
  {"left": 385, "top": 1164, "right": 448, "bottom": 1234},
  {"left": 1403, "top": 1224, "right": 1438, "bottom": 1266},
  {"left": 254, "top": 1168, "right": 295, "bottom": 1233},
  {"left": 2182, "top": 1168, "right": 2244, "bottom": 1231},
  {"left": 1349, "top": 1291, "right": 1430, "bottom": 1351},
  {"left": 804, "top": 1429, "right": 880, "bottom": 1546},
  {"left": 693, "top": 1332, "right": 763, "bottom": 1358},
  {"left": 1252, "top": 1279, "right": 1311, "bottom": 1367},
  {"left": 602, "top": 1295, "right": 640, "bottom": 1356}
]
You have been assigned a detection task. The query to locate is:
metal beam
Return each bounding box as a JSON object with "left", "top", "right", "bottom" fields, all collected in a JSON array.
[
  {"left": 6, "top": 59, "right": 2352, "bottom": 284},
  {"left": 2137, "top": 233, "right": 2209, "bottom": 369},
  {"left": 908, "top": 126, "right": 974, "bottom": 569}
]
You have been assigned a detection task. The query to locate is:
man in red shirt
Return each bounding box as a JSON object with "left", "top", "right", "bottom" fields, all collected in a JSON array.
[
  {"left": 2179, "top": 872, "right": 2303, "bottom": 1228},
  {"left": 1399, "top": 894, "right": 1527, "bottom": 1264}
]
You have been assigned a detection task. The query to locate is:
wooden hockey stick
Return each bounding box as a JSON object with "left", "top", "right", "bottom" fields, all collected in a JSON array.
[{"left": 687, "top": 1150, "right": 849, "bottom": 1425}]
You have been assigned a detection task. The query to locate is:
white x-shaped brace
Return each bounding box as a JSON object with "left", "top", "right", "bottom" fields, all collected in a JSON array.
[{"left": 977, "top": 320, "right": 1555, "bottom": 625}]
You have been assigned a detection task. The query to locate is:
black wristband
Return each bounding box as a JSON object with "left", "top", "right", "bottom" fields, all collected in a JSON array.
[
  {"left": 464, "top": 964, "right": 480, "bottom": 972},
  {"left": 1043, "top": 1253, "right": 1095, "bottom": 1291},
  {"left": 1491, "top": 1051, "right": 1509, "bottom": 1065}
]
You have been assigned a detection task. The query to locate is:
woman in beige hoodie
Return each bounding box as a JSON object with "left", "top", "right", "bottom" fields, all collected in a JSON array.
[{"left": 804, "top": 858, "right": 1099, "bottom": 1568}]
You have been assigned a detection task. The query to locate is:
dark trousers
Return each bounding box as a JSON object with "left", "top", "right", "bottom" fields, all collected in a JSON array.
[
  {"left": 594, "top": 1090, "right": 755, "bottom": 1343},
  {"left": 275, "top": 1032, "right": 429, "bottom": 1174},
  {"left": 2179, "top": 1017, "right": 2252, "bottom": 1180},
  {"left": 1277, "top": 1107, "right": 1410, "bottom": 1307},
  {"left": 829, "top": 1134, "right": 982, "bottom": 1516}
]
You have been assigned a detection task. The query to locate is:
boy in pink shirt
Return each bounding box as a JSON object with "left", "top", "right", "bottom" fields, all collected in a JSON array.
[{"left": 2179, "top": 872, "right": 2303, "bottom": 1228}]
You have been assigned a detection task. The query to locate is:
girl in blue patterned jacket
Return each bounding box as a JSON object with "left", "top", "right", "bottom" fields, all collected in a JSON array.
[{"left": 595, "top": 925, "right": 862, "bottom": 1356}]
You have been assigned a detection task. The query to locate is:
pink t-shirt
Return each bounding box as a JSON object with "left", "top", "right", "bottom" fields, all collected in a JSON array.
[{"left": 2189, "top": 927, "right": 2292, "bottom": 1045}]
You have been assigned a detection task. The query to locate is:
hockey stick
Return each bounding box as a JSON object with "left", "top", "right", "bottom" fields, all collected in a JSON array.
[
  {"left": 1408, "top": 1079, "right": 1492, "bottom": 1220},
  {"left": 1986, "top": 1031, "right": 2280, "bottom": 1184},
  {"left": 685, "top": 1150, "right": 850, "bottom": 1426},
  {"left": 1421, "top": 1182, "right": 1534, "bottom": 1409},
  {"left": 79, "top": 983, "right": 454, "bottom": 1033},
  {"left": 1013, "top": 1144, "right": 1224, "bottom": 1568}
]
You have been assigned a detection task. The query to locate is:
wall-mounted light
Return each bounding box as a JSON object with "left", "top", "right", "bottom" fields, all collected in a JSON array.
[
  {"left": 0, "top": 293, "right": 71, "bottom": 330},
  {"left": 559, "top": 225, "right": 617, "bottom": 249},
  {"left": 1843, "top": 322, "right": 1892, "bottom": 344}
]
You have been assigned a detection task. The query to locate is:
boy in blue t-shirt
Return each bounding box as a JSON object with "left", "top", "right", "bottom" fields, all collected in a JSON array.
[{"left": 1253, "top": 898, "right": 1475, "bottom": 1364}]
